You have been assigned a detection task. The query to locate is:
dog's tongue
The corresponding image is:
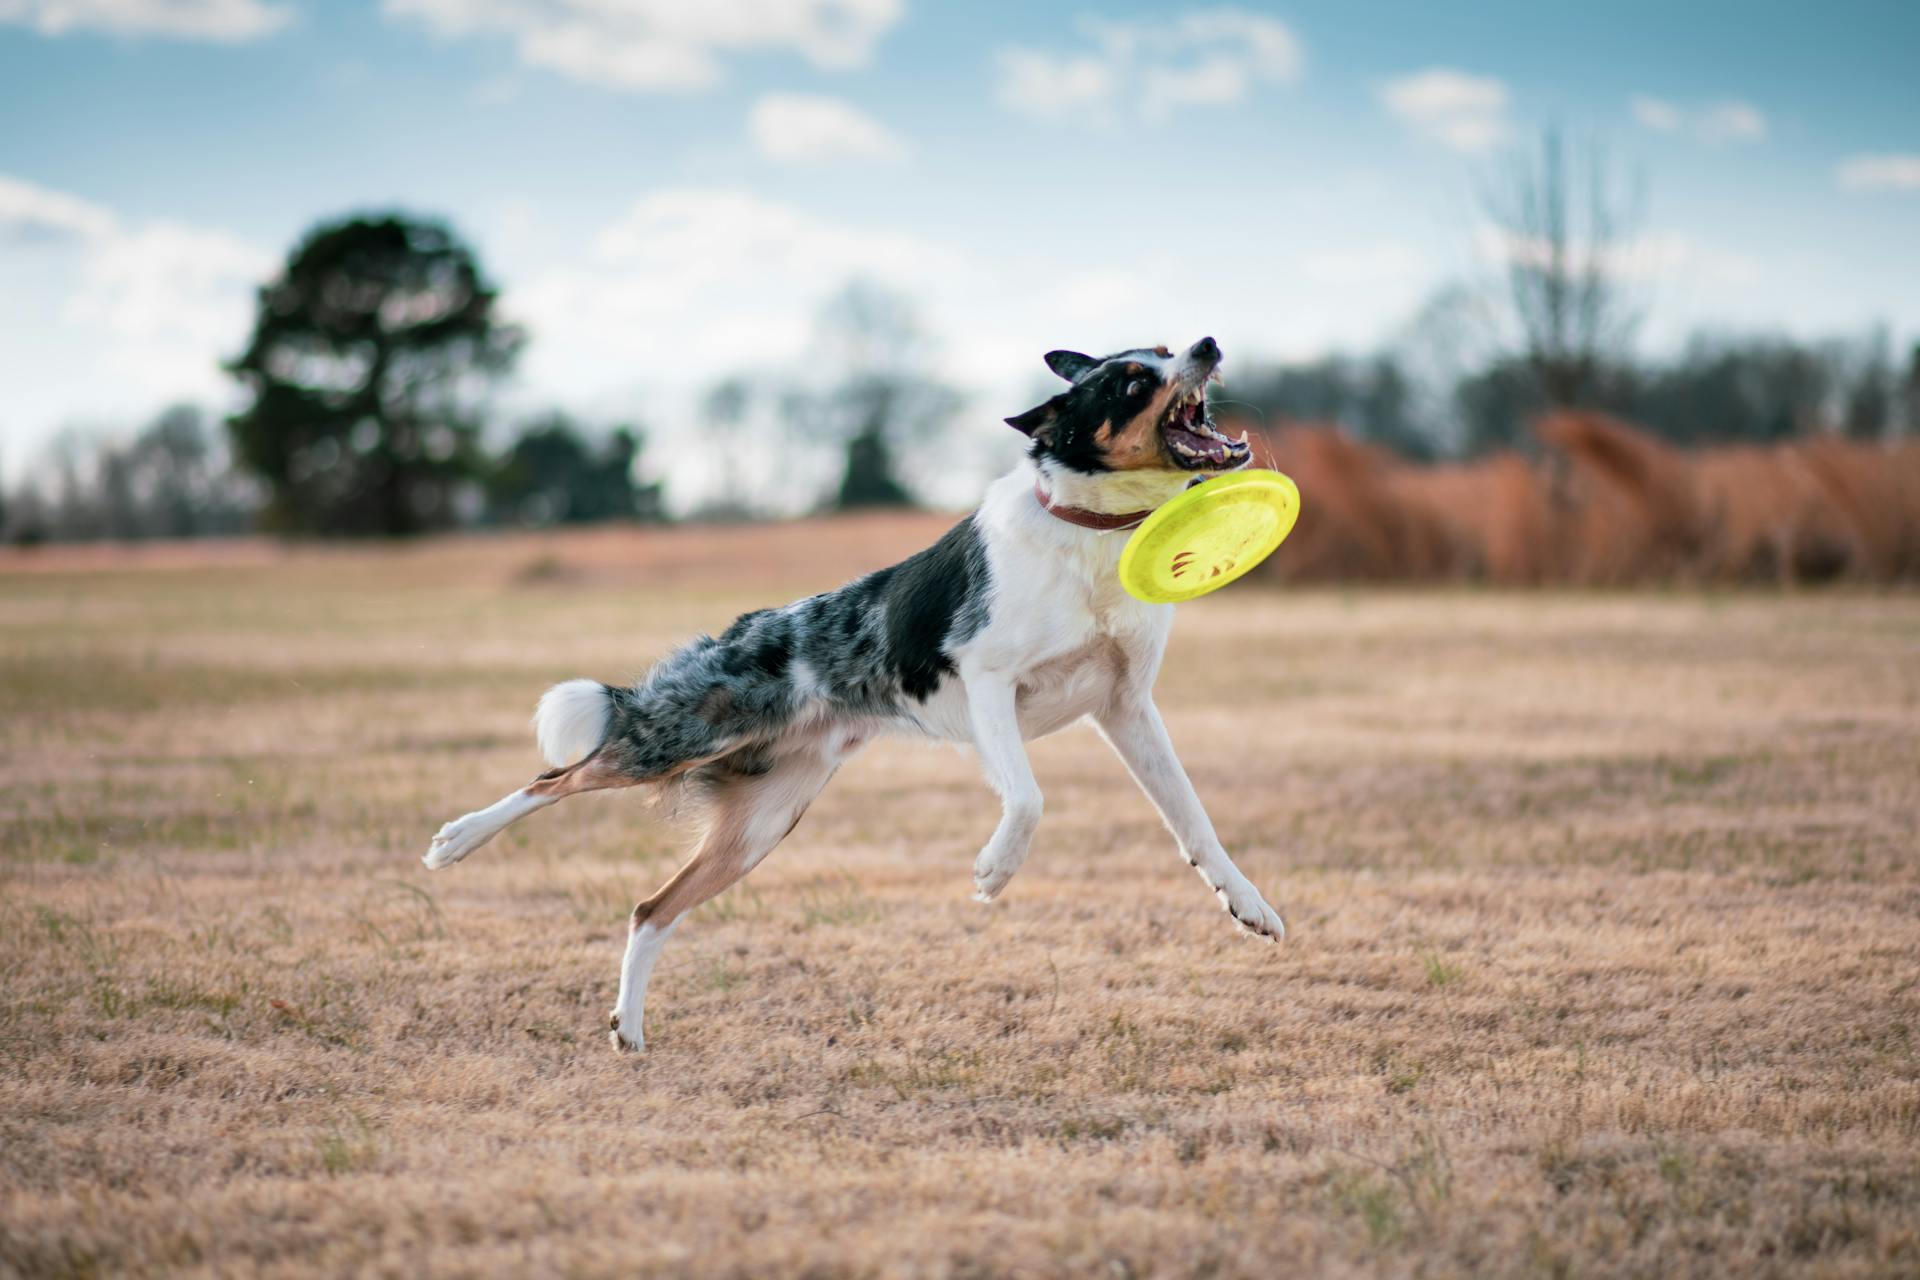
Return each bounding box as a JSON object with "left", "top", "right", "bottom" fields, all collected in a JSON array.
[
  {"left": 1171, "top": 428, "right": 1226, "bottom": 464},
  {"left": 1167, "top": 423, "right": 1250, "bottom": 466}
]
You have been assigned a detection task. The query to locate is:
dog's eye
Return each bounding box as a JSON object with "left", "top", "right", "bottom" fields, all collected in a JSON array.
[{"left": 1126, "top": 379, "right": 1146, "bottom": 397}]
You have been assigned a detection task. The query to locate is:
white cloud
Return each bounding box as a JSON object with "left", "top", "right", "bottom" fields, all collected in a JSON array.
[
  {"left": 514, "top": 188, "right": 963, "bottom": 379},
  {"left": 69, "top": 220, "right": 271, "bottom": 344},
  {"left": 0, "top": 173, "right": 118, "bottom": 240},
  {"left": 1142, "top": 54, "right": 1247, "bottom": 113},
  {"left": 995, "top": 48, "right": 1114, "bottom": 118},
  {"left": 1629, "top": 95, "right": 1682, "bottom": 133},
  {"left": 1631, "top": 95, "right": 1767, "bottom": 144},
  {"left": 1698, "top": 101, "right": 1767, "bottom": 143},
  {"left": 995, "top": 8, "right": 1301, "bottom": 122},
  {"left": 1836, "top": 153, "right": 1920, "bottom": 191},
  {"left": 1380, "top": 69, "right": 1509, "bottom": 153},
  {"left": 0, "top": 171, "right": 271, "bottom": 420},
  {"left": 382, "top": 0, "right": 903, "bottom": 93},
  {"left": 749, "top": 93, "right": 906, "bottom": 164},
  {"left": 0, "top": 0, "right": 289, "bottom": 41}
]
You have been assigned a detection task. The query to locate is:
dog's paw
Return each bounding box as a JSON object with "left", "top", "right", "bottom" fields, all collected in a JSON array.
[
  {"left": 608, "top": 1010, "right": 643, "bottom": 1054},
  {"left": 971, "top": 845, "right": 1019, "bottom": 903},
  {"left": 422, "top": 813, "right": 491, "bottom": 870},
  {"left": 1213, "top": 873, "right": 1286, "bottom": 942}
]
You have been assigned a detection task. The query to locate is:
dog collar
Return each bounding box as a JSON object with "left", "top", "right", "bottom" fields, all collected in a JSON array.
[{"left": 1033, "top": 481, "right": 1154, "bottom": 532}]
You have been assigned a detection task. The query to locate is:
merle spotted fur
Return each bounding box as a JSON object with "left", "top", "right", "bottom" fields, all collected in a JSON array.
[{"left": 587, "top": 514, "right": 990, "bottom": 784}]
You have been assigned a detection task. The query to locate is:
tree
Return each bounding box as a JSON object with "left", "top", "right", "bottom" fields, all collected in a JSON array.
[
  {"left": 125, "top": 405, "right": 235, "bottom": 536},
  {"left": 1454, "top": 357, "right": 1551, "bottom": 454},
  {"left": 1628, "top": 336, "right": 1833, "bottom": 444},
  {"left": 227, "top": 214, "right": 523, "bottom": 536},
  {"left": 1905, "top": 344, "right": 1920, "bottom": 438},
  {"left": 779, "top": 281, "right": 963, "bottom": 509},
  {"left": 1238, "top": 353, "right": 1440, "bottom": 461},
  {"left": 695, "top": 377, "right": 759, "bottom": 520},
  {"left": 487, "top": 414, "right": 662, "bottom": 526},
  {"left": 1482, "top": 128, "right": 1643, "bottom": 409},
  {"left": 1838, "top": 325, "right": 1894, "bottom": 441}
]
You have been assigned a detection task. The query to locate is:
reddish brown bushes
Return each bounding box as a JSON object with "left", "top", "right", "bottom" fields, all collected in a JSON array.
[{"left": 1241, "top": 412, "right": 1920, "bottom": 585}]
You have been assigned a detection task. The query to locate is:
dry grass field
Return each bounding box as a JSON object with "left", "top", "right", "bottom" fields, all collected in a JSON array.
[{"left": 3, "top": 518, "right": 1918, "bottom": 1278}]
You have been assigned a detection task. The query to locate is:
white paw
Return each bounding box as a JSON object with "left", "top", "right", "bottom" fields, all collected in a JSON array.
[
  {"left": 422, "top": 813, "right": 494, "bottom": 870},
  {"left": 1209, "top": 870, "right": 1286, "bottom": 942},
  {"left": 608, "top": 1010, "right": 643, "bottom": 1054},
  {"left": 971, "top": 844, "right": 1020, "bottom": 903}
]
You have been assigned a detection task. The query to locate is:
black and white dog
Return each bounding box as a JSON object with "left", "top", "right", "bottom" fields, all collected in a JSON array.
[{"left": 425, "top": 337, "right": 1285, "bottom": 1052}]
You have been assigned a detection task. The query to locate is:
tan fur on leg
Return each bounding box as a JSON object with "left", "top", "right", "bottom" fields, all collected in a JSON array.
[
  {"left": 522, "top": 753, "right": 639, "bottom": 800},
  {"left": 631, "top": 767, "right": 822, "bottom": 926},
  {"left": 608, "top": 746, "right": 846, "bottom": 1051}
]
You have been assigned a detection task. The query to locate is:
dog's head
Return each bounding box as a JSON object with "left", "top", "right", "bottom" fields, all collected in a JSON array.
[{"left": 1006, "top": 337, "right": 1250, "bottom": 475}]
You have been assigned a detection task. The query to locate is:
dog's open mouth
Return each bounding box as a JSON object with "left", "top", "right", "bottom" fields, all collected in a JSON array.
[{"left": 1162, "top": 387, "right": 1251, "bottom": 471}]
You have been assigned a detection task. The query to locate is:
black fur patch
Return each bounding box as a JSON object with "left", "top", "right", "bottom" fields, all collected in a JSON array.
[
  {"left": 716, "top": 609, "right": 793, "bottom": 681},
  {"left": 871, "top": 515, "right": 990, "bottom": 701}
]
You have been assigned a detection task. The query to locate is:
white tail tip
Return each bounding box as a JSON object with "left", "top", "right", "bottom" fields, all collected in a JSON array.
[{"left": 533, "top": 679, "right": 612, "bottom": 768}]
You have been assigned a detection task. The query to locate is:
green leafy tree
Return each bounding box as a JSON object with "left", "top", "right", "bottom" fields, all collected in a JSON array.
[
  {"left": 227, "top": 214, "right": 523, "bottom": 536},
  {"left": 487, "top": 414, "right": 663, "bottom": 526}
]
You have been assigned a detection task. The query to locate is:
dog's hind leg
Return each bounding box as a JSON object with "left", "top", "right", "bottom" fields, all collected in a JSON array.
[
  {"left": 423, "top": 755, "right": 636, "bottom": 870},
  {"left": 609, "top": 743, "right": 843, "bottom": 1053}
]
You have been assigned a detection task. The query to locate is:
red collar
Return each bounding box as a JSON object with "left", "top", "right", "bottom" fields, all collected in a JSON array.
[{"left": 1033, "top": 480, "right": 1154, "bottom": 532}]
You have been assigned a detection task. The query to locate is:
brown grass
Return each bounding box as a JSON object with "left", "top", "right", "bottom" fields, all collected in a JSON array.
[
  {"left": 3, "top": 526, "right": 1919, "bottom": 1278},
  {"left": 1245, "top": 415, "right": 1920, "bottom": 585}
]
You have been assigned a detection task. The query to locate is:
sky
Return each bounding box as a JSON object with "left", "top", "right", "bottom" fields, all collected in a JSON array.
[{"left": 2, "top": 0, "right": 1917, "bottom": 506}]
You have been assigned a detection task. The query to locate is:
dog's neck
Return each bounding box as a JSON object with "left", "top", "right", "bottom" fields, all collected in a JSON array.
[{"left": 1030, "top": 459, "right": 1194, "bottom": 519}]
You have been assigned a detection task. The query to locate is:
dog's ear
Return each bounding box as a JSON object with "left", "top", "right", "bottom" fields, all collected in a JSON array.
[
  {"left": 1044, "top": 350, "right": 1098, "bottom": 383},
  {"left": 1005, "top": 394, "right": 1065, "bottom": 441}
]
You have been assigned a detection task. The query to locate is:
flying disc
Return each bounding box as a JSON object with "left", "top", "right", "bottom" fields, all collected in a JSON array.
[{"left": 1117, "top": 469, "right": 1300, "bottom": 604}]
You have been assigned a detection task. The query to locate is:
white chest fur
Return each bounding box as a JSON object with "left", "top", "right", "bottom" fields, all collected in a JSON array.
[{"left": 918, "top": 466, "right": 1175, "bottom": 744}]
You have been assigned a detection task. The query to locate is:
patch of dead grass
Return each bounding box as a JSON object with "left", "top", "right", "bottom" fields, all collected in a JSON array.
[{"left": 2, "top": 529, "right": 1918, "bottom": 1277}]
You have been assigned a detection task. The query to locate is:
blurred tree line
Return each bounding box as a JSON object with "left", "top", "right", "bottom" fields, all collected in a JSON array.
[
  {"left": 1, "top": 407, "right": 257, "bottom": 544},
  {"left": 1232, "top": 326, "right": 1916, "bottom": 463},
  {"left": 3, "top": 157, "right": 1915, "bottom": 544}
]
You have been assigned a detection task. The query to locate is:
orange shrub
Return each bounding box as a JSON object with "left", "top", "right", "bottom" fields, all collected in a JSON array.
[{"left": 1235, "top": 412, "right": 1920, "bottom": 585}]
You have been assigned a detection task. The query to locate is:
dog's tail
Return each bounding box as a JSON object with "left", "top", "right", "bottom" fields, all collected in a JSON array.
[{"left": 533, "top": 678, "right": 617, "bottom": 768}]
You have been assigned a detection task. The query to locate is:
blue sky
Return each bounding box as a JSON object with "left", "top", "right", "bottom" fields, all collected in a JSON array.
[{"left": 3, "top": 0, "right": 1917, "bottom": 504}]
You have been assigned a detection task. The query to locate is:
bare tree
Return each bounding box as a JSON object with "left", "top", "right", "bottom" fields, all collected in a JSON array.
[
  {"left": 696, "top": 377, "right": 758, "bottom": 519},
  {"left": 1482, "top": 127, "right": 1644, "bottom": 407}
]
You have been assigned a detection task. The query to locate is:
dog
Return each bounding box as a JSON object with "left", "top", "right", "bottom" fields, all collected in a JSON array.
[{"left": 424, "top": 336, "right": 1285, "bottom": 1052}]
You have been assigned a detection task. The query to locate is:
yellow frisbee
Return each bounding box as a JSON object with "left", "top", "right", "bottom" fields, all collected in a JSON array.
[{"left": 1118, "top": 469, "right": 1301, "bottom": 604}]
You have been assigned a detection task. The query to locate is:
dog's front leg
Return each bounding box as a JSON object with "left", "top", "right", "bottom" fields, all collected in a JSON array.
[
  {"left": 1094, "top": 696, "right": 1285, "bottom": 940},
  {"left": 964, "top": 676, "right": 1044, "bottom": 902}
]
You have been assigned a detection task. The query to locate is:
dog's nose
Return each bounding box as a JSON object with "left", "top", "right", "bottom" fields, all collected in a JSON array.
[{"left": 1189, "top": 336, "right": 1220, "bottom": 364}]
